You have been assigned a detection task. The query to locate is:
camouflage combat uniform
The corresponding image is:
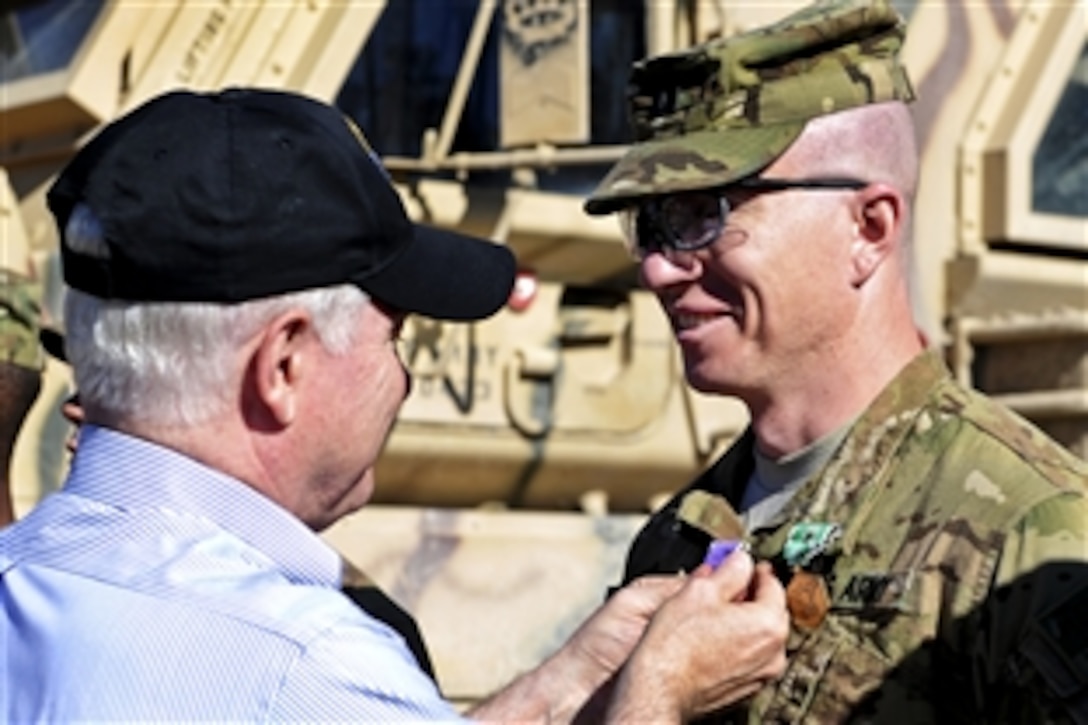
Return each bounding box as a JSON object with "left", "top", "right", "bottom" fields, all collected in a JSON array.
[
  {"left": 0, "top": 268, "right": 43, "bottom": 373},
  {"left": 621, "top": 351, "right": 1088, "bottom": 723},
  {"left": 1, "top": 268, "right": 43, "bottom": 526}
]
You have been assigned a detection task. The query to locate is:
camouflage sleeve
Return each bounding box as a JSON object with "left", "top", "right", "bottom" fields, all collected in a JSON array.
[{"left": 979, "top": 491, "right": 1088, "bottom": 723}]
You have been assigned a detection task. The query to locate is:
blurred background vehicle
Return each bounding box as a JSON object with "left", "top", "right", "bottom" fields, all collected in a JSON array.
[{"left": 2, "top": 0, "right": 1084, "bottom": 708}]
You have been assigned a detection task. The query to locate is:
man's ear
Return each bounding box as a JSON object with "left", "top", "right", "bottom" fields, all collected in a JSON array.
[
  {"left": 849, "top": 184, "right": 905, "bottom": 287},
  {"left": 245, "top": 310, "right": 313, "bottom": 428}
]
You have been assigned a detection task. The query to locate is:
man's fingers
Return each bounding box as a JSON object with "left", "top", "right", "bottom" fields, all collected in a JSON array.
[
  {"left": 695, "top": 549, "right": 755, "bottom": 601},
  {"left": 750, "top": 563, "right": 788, "bottom": 609},
  {"left": 618, "top": 574, "right": 687, "bottom": 614}
]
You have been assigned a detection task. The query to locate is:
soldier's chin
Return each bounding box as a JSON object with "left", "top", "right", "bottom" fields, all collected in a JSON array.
[
  {"left": 683, "top": 363, "right": 747, "bottom": 399},
  {"left": 684, "top": 369, "right": 725, "bottom": 395}
]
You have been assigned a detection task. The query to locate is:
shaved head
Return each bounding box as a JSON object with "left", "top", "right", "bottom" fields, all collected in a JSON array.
[
  {"left": 771, "top": 101, "right": 922, "bottom": 313},
  {"left": 788, "top": 102, "right": 919, "bottom": 203}
]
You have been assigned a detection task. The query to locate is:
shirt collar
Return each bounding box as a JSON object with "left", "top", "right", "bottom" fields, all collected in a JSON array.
[{"left": 65, "top": 425, "right": 343, "bottom": 588}]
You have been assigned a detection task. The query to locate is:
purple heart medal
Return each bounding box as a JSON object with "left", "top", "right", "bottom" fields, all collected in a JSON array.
[{"left": 703, "top": 539, "right": 748, "bottom": 570}]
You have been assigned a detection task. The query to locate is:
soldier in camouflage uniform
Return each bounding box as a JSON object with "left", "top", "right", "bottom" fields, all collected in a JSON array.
[
  {"left": 585, "top": 0, "right": 1088, "bottom": 721},
  {"left": 0, "top": 268, "right": 43, "bottom": 525}
]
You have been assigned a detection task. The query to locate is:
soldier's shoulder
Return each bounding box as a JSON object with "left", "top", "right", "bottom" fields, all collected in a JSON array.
[{"left": 934, "top": 378, "right": 1087, "bottom": 493}]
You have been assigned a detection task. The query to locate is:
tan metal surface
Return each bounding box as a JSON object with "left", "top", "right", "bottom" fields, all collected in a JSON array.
[
  {"left": 323, "top": 506, "right": 646, "bottom": 702},
  {"left": 499, "top": 0, "right": 588, "bottom": 148},
  {"left": 966, "top": 1, "right": 1086, "bottom": 252}
]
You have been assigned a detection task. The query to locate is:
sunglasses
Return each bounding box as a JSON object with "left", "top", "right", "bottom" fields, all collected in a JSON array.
[{"left": 619, "top": 177, "right": 870, "bottom": 260}]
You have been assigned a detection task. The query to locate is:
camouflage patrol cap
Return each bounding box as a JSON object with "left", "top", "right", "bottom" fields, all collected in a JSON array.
[
  {"left": 584, "top": 0, "right": 915, "bottom": 215},
  {"left": 0, "top": 268, "right": 43, "bottom": 371}
]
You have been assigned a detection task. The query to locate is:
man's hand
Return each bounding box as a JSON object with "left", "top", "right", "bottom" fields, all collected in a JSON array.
[
  {"left": 469, "top": 552, "right": 787, "bottom": 723},
  {"left": 606, "top": 552, "right": 789, "bottom": 723},
  {"left": 467, "top": 574, "right": 688, "bottom": 722},
  {"left": 568, "top": 573, "right": 689, "bottom": 680}
]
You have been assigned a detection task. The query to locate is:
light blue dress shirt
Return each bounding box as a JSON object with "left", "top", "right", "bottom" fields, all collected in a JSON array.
[{"left": 1, "top": 425, "right": 465, "bottom": 722}]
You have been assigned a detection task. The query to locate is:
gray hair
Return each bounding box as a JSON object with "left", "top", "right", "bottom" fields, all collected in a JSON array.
[{"left": 62, "top": 204, "right": 370, "bottom": 426}]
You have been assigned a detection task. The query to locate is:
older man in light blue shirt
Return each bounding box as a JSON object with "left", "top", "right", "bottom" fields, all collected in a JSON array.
[
  {"left": 3, "top": 426, "right": 458, "bottom": 721},
  {"left": 1, "top": 88, "right": 788, "bottom": 722}
]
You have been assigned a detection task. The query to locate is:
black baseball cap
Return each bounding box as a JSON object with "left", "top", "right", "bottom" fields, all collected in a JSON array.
[{"left": 47, "top": 88, "right": 516, "bottom": 321}]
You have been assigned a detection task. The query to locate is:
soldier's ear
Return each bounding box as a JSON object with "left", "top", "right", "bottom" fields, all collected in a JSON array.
[{"left": 848, "top": 184, "right": 905, "bottom": 287}]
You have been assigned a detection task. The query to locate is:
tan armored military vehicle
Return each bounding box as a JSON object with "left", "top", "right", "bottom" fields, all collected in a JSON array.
[{"left": 3, "top": 0, "right": 1084, "bottom": 708}]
